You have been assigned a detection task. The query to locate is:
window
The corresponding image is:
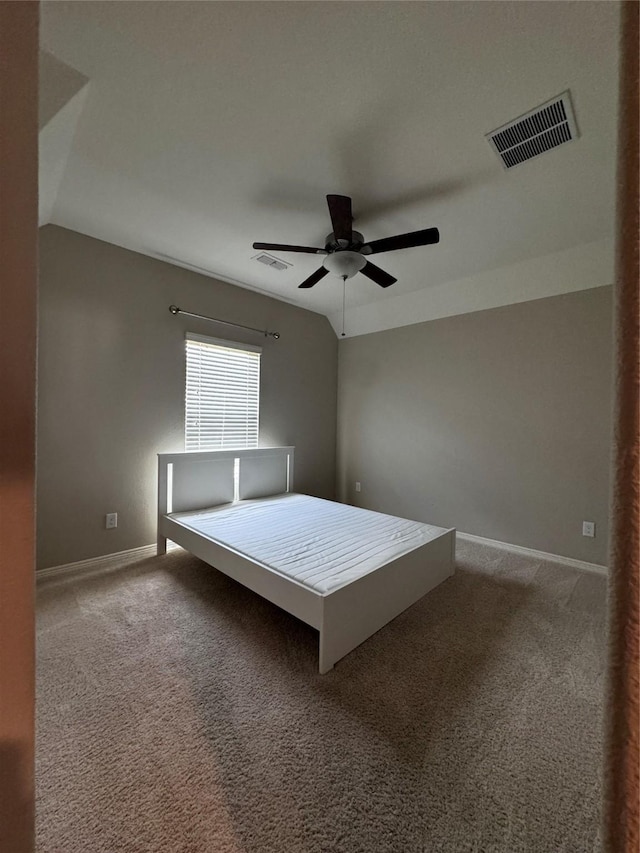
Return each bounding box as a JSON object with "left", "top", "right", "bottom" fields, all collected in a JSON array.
[{"left": 185, "top": 333, "right": 260, "bottom": 451}]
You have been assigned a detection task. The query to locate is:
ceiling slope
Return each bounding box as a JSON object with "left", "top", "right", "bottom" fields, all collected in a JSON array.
[{"left": 39, "top": 50, "right": 89, "bottom": 225}]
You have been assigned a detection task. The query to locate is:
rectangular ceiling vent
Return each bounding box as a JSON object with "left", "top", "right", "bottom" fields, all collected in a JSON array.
[
  {"left": 253, "top": 252, "right": 291, "bottom": 272},
  {"left": 486, "top": 91, "right": 579, "bottom": 169}
]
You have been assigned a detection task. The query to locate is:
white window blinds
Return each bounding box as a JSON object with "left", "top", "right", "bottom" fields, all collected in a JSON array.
[{"left": 185, "top": 333, "right": 261, "bottom": 451}]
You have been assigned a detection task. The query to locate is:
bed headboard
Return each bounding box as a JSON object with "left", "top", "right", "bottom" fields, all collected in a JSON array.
[{"left": 157, "top": 446, "right": 295, "bottom": 517}]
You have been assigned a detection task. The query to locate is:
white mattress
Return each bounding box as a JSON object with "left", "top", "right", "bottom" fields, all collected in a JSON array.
[{"left": 168, "top": 493, "right": 449, "bottom": 594}]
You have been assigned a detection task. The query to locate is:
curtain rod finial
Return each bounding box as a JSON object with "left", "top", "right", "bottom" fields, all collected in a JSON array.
[{"left": 169, "top": 305, "right": 180, "bottom": 315}]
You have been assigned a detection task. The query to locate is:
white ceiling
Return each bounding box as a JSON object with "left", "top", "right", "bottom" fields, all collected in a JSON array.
[{"left": 40, "top": 1, "right": 620, "bottom": 336}]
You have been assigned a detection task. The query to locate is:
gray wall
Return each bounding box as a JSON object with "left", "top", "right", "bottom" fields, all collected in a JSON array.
[
  {"left": 37, "top": 225, "right": 338, "bottom": 569},
  {"left": 337, "top": 287, "right": 613, "bottom": 565},
  {"left": 38, "top": 226, "right": 613, "bottom": 569}
]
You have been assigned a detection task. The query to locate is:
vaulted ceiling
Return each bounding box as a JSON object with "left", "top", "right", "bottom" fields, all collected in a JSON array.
[{"left": 40, "top": 1, "right": 620, "bottom": 336}]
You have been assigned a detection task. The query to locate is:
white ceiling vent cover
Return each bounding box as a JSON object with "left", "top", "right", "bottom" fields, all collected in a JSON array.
[
  {"left": 253, "top": 252, "right": 291, "bottom": 271},
  {"left": 487, "top": 91, "right": 579, "bottom": 169}
]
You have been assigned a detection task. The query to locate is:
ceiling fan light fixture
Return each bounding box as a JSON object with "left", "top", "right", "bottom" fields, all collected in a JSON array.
[{"left": 322, "top": 250, "right": 366, "bottom": 279}]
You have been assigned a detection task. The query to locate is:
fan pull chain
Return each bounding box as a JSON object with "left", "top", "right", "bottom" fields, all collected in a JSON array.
[{"left": 341, "top": 276, "right": 347, "bottom": 337}]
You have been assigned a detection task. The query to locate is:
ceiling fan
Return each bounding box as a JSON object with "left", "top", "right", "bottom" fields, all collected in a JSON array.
[{"left": 253, "top": 194, "right": 440, "bottom": 289}]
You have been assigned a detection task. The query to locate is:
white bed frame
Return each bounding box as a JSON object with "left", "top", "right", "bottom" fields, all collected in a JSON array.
[{"left": 157, "top": 447, "right": 455, "bottom": 674}]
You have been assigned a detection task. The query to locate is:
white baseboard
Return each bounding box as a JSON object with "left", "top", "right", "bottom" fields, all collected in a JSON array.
[
  {"left": 456, "top": 531, "right": 607, "bottom": 575},
  {"left": 37, "top": 533, "right": 608, "bottom": 582},
  {"left": 37, "top": 544, "right": 157, "bottom": 581}
]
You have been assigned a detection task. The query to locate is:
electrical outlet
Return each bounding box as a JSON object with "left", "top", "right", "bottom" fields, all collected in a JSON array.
[
  {"left": 355, "top": 482, "right": 361, "bottom": 493},
  {"left": 582, "top": 521, "right": 595, "bottom": 538},
  {"left": 106, "top": 512, "right": 118, "bottom": 529}
]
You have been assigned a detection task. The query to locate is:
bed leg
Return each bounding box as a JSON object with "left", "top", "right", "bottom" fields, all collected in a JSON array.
[
  {"left": 318, "top": 634, "right": 335, "bottom": 675},
  {"left": 157, "top": 535, "right": 167, "bottom": 556}
]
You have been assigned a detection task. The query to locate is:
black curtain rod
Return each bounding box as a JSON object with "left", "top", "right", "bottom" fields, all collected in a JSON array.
[{"left": 169, "top": 305, "right": 280, "bottom": 339}]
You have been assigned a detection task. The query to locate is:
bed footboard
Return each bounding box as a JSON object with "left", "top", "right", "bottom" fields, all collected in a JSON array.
[{"left": 318, "top": 529, "right": 455, "bottom": 674}]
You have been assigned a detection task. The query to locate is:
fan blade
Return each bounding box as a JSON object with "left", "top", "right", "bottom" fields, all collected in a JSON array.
[
  {"left": 362, "top": 227, "right": 440, "bottom": 255},
  {"left": 253, "top": 242, "right": 326, "bottom": 254},
  {"left": 361, "top": 261, "right": 397, "bottom": 288},
  {"left": 298, "top": 267, "right": 329, "bottom": 289},
  {"left": 326, "top": 195, "right": 353, "bottom": 243}
]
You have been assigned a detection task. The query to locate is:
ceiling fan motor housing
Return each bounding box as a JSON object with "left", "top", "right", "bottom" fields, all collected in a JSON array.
[{"left": 324, "top": 230, "right": 365, "bottom": 251}]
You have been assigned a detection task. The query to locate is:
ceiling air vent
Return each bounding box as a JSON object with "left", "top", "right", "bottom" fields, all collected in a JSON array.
[
  {"left": 486, "top": 91, "right": 579, "bottom": 169},
  {"left": 253, "top": 252, "right": 291, "bottom": 271}
]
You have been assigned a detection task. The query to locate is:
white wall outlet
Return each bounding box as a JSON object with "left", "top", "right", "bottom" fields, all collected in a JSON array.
[
  {"left": 106, "top": 512, "right": 118, "bottom": 529},
  {"left": 582, "top": 521, "right": 595, "bottom": 538},
  {"left": 355, "top": 482, "right": 361, "bottom": 493}
]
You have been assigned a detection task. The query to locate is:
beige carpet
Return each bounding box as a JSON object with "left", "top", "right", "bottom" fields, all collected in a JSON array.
[{"left": 36, "top": 540, "right": 606, "bottom": 853}]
